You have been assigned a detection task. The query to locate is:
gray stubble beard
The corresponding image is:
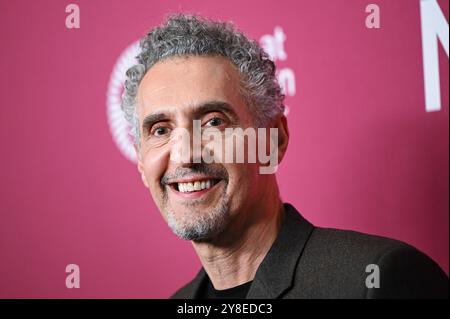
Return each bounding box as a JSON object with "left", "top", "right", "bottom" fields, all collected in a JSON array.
[{"left": 164, "top": 185, "right": 231, "bottom": 241}]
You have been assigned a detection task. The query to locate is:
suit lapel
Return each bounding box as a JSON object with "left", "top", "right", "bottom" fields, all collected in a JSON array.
[
  {"left": 246, "top": 203, "right": 315, "bottom": 298},
  {"left": 184, "top": 268, "right": 207, "bottom": 299}
]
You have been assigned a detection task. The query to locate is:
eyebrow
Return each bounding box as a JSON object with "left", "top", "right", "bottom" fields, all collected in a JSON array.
[
  {"left": 142, "top": 113, "right": 168, "bottom": 135},
  {"left": 141, "top": 100, "right": 239, "bottom": 135},
  {"left": 192, "top": 101, "right": 238, "bottom": 122}
]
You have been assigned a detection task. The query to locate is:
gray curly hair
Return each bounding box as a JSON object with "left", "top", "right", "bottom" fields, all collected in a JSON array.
[{"left": 121, "top": 13, "right": 285, "bottom": 147}]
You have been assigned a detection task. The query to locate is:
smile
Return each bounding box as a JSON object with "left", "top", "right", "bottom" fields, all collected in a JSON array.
[
  {"left": 175, "top": 179, "right": 220, "bottom": 193},
  {"left": 172, "top": 179, "right": 221, "bottom": 192},
  {"left": 168, "top": 178, "right": 223, "bottom": 199}
]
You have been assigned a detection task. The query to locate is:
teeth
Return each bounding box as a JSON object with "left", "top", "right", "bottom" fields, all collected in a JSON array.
[{"left": 177, "top": 179, "right": 216, "bottom": 193}]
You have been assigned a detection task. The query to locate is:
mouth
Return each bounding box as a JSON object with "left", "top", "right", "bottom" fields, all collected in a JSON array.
[
  {"left": 170, "top": 179, "right": 221, "bottom": 192},
  {"left": 167, "top": 176, "right": 225, "bottom": 201}
]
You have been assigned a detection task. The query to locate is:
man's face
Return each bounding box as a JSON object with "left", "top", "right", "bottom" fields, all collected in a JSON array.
[{"left": 136, "top": 55, "right": 262, "bottom": 241}]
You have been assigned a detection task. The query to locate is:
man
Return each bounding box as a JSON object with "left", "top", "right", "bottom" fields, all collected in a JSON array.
[{"left": 121, "top": 14, "right": 448, "bottom": 299}]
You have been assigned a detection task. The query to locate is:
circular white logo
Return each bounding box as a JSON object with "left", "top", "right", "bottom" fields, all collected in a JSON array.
[{"left": 106, "top": 41, "right": 140, "bottom": 163}]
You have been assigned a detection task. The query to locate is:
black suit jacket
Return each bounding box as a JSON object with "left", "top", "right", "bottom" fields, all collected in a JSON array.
[{"left": 171, "top": 203, "right": 448, "bottom": 299}]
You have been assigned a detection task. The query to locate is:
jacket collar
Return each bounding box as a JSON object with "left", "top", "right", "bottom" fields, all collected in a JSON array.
[
  {"left": 186, "top": 203, "right": 315, "bottom": 299},
  {"left": 246, "top": 203, "right": 314, "bottom": 298}
]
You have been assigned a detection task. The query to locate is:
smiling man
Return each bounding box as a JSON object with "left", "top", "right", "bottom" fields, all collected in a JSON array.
[{"left": 121, "top": 14, "right": 448, "bottom": 299}]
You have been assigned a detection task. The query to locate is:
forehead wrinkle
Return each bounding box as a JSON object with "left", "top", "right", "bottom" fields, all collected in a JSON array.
[
  {"left": 139, "top": 83, "right": 179, "bottom": 105},
  {"left": 137, "top": 82, "right": 183, "bottom": 119}
]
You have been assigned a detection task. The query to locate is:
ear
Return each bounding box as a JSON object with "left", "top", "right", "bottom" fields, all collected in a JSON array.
[
  {"left": 275, "top": 115, "right": 289, "bottom": 164},
  {"left": 134, "top": 144, "right": 149, "bottom": 188}
]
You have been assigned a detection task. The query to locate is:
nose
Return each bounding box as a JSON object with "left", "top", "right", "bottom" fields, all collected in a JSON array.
[{"left": 169, "top": 122, "right": 202, "bottom": 165}]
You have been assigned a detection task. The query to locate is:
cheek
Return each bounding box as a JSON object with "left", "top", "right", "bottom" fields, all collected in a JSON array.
[
  {"left": 224, "top": 164, "right": 259, "bottom": 215},
  {"left": 142, "top": 147, "right": 170, "bottom": 192},
  {"left": 226, "top": 163, "right": 259, "bottom": 198}
]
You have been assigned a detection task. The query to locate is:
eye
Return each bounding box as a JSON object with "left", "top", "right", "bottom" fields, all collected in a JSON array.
[
  {"left": 151, "top": 126, "right": 171, "bottom": 137},
  {"left": 205, "top": 117, "right": 224, "bottom": 127}
]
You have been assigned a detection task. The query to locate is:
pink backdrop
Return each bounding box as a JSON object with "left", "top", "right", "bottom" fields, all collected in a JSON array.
[{"left": 0, "top": 0, "right": 448, "bottom": 298}]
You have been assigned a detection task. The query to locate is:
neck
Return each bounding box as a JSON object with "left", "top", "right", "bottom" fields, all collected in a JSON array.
[{"left": 191, "top": 180, "right": 284, "bottom": 290}]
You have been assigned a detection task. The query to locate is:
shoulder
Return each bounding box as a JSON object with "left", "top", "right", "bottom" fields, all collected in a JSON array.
[
  {"left": 288, "top": 227, "right": 448, "bottom": 298},
  {"left": 306, "top": 227, "right": 411, "bottom": 258},
  {"left": 170, "top": 280, "right": 195, "bottom": 299}
]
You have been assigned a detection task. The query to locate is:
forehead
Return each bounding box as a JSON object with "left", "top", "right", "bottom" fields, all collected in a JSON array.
[{"left": 137, "top": 55, "right": 244, "bottom": 118}]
